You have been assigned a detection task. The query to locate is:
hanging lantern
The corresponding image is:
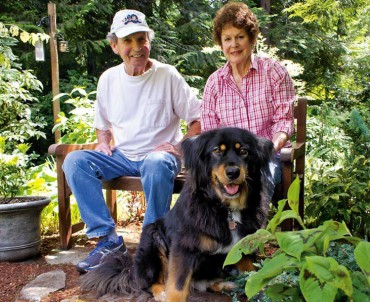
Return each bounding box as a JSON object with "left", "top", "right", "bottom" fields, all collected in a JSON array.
[
  {"left": 35, "top": 40, "right": 45, "bottom": 61},
  {"left": 59, "top": 40, "right": 69, "bottom": 52}
]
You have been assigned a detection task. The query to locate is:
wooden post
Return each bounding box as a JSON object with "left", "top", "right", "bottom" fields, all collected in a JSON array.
[{"left": 48, "top": 2, "right": 61, "bottom": 142}]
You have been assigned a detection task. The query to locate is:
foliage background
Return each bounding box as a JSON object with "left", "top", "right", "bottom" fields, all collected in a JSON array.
[{"left": 0, "top": 0, "right": 369, "bottom": 238}]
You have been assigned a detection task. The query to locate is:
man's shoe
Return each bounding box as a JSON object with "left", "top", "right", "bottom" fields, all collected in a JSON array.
[{"left": 76, "top": 235, "right": 126, "bottom": 273}]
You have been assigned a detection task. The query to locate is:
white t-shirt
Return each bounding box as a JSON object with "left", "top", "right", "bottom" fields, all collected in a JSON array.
[{"left": 94, "top": 59, "right": 200, "bottom": 161}]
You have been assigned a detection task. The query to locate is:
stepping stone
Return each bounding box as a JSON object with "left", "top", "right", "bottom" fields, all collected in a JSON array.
[
  {"left": 45, "top": 247, "right": 88, "bottom": 265},
  {"left": 19, "top": 269, "right": 66, "bottom": 301}
]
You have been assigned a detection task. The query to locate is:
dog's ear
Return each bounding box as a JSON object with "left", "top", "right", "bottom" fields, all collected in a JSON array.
[
  {"left": 181, "top": 136, "right": 198, "bottom": 171},
  {"left": 181, "top": 131, "right": 215, "bottom": 190},
  {"left": 181, "top": 133, "right": 211, "bottom": 171}
]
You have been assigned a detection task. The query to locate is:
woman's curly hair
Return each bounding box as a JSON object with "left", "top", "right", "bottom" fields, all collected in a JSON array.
[{"left": 213, "top": 2, "right": 259, "bottom": 46}]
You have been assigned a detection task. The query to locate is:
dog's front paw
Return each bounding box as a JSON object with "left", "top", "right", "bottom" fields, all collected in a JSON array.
[
  {"left": 208, "top": 280, "right": 237, "bottom": 292},
  {"left": 151, "top": 283, "right": 167, "bottom": 302},
  {"left": 154, "top": 291, "right": 166, "bottom": 302}
]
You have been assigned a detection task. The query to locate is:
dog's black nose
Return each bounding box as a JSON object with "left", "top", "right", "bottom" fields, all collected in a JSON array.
[{"left": 225, "top": 166, "right": 240, "bottom": 180}]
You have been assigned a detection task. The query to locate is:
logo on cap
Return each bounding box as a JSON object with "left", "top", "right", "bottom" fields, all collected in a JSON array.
[{"left": 124, "top": 14, "right": 142, "bottom": 25}]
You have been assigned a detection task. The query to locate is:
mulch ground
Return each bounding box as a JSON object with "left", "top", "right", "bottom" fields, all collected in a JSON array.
[
  {"left": 0, "top": 234, "right": 82, "bottom": 302},
  {"left": 0, "top": 224, "right": 255, "bottom": 302},
  {"left": 0, "top": 221, "right": 139, "bottom": 302}
]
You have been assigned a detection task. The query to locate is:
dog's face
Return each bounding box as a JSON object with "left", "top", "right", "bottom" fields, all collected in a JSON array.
[
  {"left": 209, "top": 137, "right": 250, "bottom": 209},
  {"left": 182, "top": 127, "right": 274, "bottom": 209}
]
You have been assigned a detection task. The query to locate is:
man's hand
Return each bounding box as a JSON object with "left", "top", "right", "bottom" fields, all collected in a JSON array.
[
  {"left": 96, "top": 129, "right": 115, "bottom": 156},
  {"left": 95, "top": 142, "right": 115, "bottom": 156},
  {"left": 153, "top": 142, "right": 181, "bottom": 158},
  {"left": 153, "top": 121, "right": 200, "bottom": 158}
]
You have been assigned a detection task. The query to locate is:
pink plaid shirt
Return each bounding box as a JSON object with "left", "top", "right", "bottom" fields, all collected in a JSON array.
[{"left": 201, "top": 55, "right": 295, "bottom": 145}]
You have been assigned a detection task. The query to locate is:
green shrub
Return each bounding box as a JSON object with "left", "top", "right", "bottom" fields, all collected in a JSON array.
[
  {"left": 225, "top": 177, "right": 370, "bottom": 302},
  {"left": 0, "top": 138, "right": 30, "bottom": 201},
  {"left": 0, "top": 23, "right": 47, "bottom": 148},
  {"left": 305, "top": 104, "right": 370, "bottom": 238},
  {"left": 0, "top": 23, "right": 49, "bottom": 201},
  {"left": 52, "top": 87, "right": 97, "bottom": 144}
]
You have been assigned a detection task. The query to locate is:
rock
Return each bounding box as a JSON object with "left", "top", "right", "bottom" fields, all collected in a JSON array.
[
  {"left": 19, "top": 269, "right": 66, "bottom": 301},
  {"left": 45, "top": 247, "right": 88, "bottom": 265}
]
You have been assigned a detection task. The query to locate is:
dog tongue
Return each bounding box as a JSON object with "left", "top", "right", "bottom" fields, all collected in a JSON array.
[{"left": 224, "top": 184, "right": 239, "bottom": 195}]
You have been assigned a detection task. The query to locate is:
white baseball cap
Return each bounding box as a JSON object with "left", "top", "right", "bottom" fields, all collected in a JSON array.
[{"left": 108, "top": 9, "right": 154, "bottom": 39}]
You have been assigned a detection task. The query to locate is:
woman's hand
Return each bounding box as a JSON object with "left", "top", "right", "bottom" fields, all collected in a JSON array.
[{"left": 272, "top": 132, "right": 289, "bottom": 152}]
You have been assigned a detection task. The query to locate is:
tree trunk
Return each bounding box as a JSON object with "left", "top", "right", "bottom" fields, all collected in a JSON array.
[{"left": 260, "top": 0, "right": 271, "bottom": 45}]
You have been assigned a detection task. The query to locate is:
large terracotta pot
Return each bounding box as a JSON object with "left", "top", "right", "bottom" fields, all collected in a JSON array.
[{"left": 0, "top": 196, "right": 51, "bottom": 261}]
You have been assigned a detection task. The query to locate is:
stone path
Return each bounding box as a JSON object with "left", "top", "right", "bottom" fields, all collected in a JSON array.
[{"left": 18, "top": 225, "right": 238, "bottom": 302}]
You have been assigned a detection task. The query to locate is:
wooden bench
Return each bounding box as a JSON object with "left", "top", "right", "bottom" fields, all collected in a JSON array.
[{"left": 48, "top": 97, "right": 307, "bottom": 250}]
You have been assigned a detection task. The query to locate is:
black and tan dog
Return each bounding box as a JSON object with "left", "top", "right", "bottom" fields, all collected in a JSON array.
[{"left": 81, "top": 127, "right": 275, "bottom": 302}]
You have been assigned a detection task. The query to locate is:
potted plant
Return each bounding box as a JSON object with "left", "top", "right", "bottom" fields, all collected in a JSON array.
[
  {"left": 0, "top": 23, "right": 50, "bottom": 261},
  {"left": 0, "top": 138, "right": 50, "bottom": 261}
]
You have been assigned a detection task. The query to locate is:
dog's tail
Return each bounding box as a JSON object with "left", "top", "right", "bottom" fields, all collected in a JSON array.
[{"left": 80, "top": 250, "right": 145, "bottom": 298}]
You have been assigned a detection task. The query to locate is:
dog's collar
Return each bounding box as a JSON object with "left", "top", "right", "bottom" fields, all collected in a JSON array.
[{"left": 227, "top": 209, "right": 238, "bottom": 230}]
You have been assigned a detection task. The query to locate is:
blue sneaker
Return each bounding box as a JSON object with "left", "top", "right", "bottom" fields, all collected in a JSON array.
[{"left": 76, "top": 235, "right": 126, "bottom": 273}]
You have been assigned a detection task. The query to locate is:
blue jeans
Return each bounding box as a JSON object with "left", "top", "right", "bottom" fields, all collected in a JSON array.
[{"left": 62, "top": 149, "right": 181, "bottom": 238}]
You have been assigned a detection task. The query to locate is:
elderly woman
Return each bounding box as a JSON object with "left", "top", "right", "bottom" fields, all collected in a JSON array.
[{"left": 201, "top": 1, "right": 295, "bottom": 187}]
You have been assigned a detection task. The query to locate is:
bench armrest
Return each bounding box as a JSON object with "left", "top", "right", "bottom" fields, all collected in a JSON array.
[
  {"left": 280, "top": 142, "right": 305, "bottom": 162},
  {"left": 48, "top": 143, "right": 98, "bottom": 157}
]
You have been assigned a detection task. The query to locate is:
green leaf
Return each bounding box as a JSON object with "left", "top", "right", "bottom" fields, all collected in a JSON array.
[
  {"left": 52, "top": 92, "right": 69, "bottom": 101},
  {"left": 276, "top": 231, "right": 305, "bottom": 260},
  {"left": 280, "top": 210, "right": 306, "bottom": 229},
  {"left": 301, "top": 256, "right": 353, "bottom": 300},
  {"left": 224, "top": 229, "right": 273, "bottom": 267},
  {"left": 354, "top": 241, "right": 370, "bottom": 284},
  {"left": 0, "top": 137, "right": 5, "bottom": 153},
  {"left": 245, "top": 253, "right": 296, "bottom": 298},
  {"left": 265, "top": 283, "right": 300, "bottom": 300},
  {"left": 71, "top": 87, "right": 87, "bottom": 96},
  {"left": 245, "top": 254, "right": 295, "bottom": 299},
  {"left": 266, "top": 177, "right": 306, "bottom": 233},
  {"left": 17, "top": 143, "right": 29, "bottom": 154},
  {"left": 351, "top": 271, "right": 370, "bottom": 302},
  {"left": 266, "top": 199, "right": 287, "bottom": 233},
  {"left": 300, "top": 271, "right": 337, "bottom": 302},
  {"left": 287, "top": 176, "right": 300, "bottom": 214},
  {"left": 315, "top": 221, "right": 354, "bottom": 254}
]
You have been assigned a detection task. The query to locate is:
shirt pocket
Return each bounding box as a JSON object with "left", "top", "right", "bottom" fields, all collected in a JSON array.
[{"left": 143, "top": 99, "right": 170, "bottom": 128}]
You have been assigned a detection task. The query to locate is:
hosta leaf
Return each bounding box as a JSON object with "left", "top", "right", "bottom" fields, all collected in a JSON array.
[
  {"left": 354, "top": 241, "right": 370, "bottom": 284},
  {"left": 287, "top": 176, "right": 300, "bottom": 214},
  {"left": 245, "top": 253, "right": 296, "bottom": 298},
  {"left": 276, "top": 231, "right": 305, "bottom": 259},
  {"left": 351, "top": 271, "right": 370, "bottom": 301},
  {"left": 300, "top": 270, "right": 337, "bottom": 302},
  {"left": 265, "top": 283, "right": 300, "bottom": 300},
  {"left": 303, "top": 256, "right": 353, "bottom": 298},
  {"left": 266, "top": 199, "right": 287, "bottom": 233},
  {"left": 224, "top": 229, "right": 273, "bottom": 267}
]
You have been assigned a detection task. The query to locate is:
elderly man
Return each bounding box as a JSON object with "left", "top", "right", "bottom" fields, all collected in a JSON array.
[{"left": 63, "top": 9, "right": 200, "bottom": 273}]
